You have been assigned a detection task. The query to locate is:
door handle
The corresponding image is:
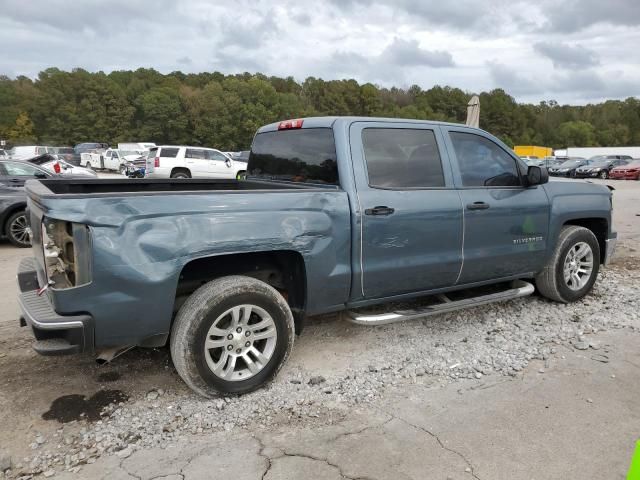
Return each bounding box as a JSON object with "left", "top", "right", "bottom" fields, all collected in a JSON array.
[
  {"left": 466, "top": 202, "right": 490, "bottom": 210},
  {"left": 365, "top": 206, "right": 395, "bottom": 216}
]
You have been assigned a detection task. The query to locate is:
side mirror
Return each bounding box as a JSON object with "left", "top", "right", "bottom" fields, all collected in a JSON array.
[{"left": 527, "top": 165, "right": 548, "bottom": 186}]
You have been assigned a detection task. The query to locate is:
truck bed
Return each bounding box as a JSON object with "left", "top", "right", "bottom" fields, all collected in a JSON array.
[{"left": 28, "top": 178, "right": 331, "bottom": 198}]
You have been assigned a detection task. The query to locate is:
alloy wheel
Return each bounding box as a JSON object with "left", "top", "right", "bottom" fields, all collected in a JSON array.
[
  {"left": 203, "top": 304, "right": 277, "bottom": 381},
  {"left": 563, "top": 242, "right": 594, "bottom": 291}
]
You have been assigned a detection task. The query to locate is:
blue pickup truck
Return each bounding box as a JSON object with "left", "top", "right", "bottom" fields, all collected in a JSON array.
[{"left": 17, "top": 117, "right": 616, "bottom": 397}]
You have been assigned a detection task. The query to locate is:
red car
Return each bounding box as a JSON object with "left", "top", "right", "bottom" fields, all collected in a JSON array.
[{"left": 609, "top": 160, "right": 640, "bottom": 180}]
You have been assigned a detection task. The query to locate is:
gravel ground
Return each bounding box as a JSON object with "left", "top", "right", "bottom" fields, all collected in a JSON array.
[{"left": 3, "top": 262, "right": 639, "bottom": 478}]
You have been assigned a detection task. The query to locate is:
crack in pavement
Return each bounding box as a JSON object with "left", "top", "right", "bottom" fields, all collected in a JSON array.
[
  {"left": 255, "top": 416, "right": 393, "bottom": 480},
  {"left": 379, "top": 408, "right": 482, "bottom": 480}
]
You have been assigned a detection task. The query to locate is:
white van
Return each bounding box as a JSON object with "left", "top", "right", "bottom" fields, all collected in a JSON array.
[
  {"left": 10, "top": 146, "right": 53, "bottom": 160},
  {"left": 145, "top": 146, "right": 247, "bottom": 179}
]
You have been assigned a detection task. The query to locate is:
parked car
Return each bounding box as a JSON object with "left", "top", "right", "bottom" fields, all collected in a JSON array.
[
  {"left": 519, "top": 155, "right": 543, "bottom": 166},
  {"left": 574, "top": 157, "right": 630, "bottom": 179},
  {"left": 25, "top": 154, "right": 97, "bottom": 178},
  {"left": 9, "top": 146, "right": 53, "bottom": 160},
  {"left": 609, "top": 160, "right": 640, "bottom": 180},
  {"left": 144, "top": 146, "right": 247, "bottom": 179},
  {"left": 0, "top": 159, "right": 96, "bottom": 247},
  {"left": 52, "top": 147, "right": 75, "bottom": 163},
  {"left": 16, "top": 116, "right": 616, "bottom": 397},
  {"left": 548, "top": 158, "right": 590, "bottom": 177},
  {"left": 0, "top": 149, "right": 8, "bottom": 159}
]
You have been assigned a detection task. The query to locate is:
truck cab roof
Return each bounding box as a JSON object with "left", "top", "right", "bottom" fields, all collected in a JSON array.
[{"left": 256, "top": 116, "right": 475, "bottom": 133}]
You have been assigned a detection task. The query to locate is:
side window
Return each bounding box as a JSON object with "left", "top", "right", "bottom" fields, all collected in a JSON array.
[
  {"left": 208, "top": 151, "right": 228, "bottom": 161},
  {"left": 361, "top": 128, "right": 445, "bottom": 188},
  {"left": 36, "top": 147, "right": 46, "bottom": 155},
  {"left": 185, "top": 148, "right": 206, "bottom": 160},
  {"left": 160, "top": 147, "right": 179, "bottom": 158},
  {"left": 3, "top": 162, "right": 45, "bottom": 177},
  {"left": 449, "top": 132, "right": 521, "bottom": 187}
]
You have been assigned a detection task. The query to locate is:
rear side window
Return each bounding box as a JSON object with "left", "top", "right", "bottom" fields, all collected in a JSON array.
[
  {"left": 160, "top": 147, "right": 179, "bottom": 158},
  {"left": 449, "top": 132, "right": 521, "bottom": 187},
  {"left": 362, "top": 128, "right": 445, "bottom": 188},
  {"left": 249, "top": 128, "right": 338, "bottom": 185}
]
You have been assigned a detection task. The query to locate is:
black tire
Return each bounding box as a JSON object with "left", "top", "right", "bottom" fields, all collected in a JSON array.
[
  {"left": 535, "top": 226, "right": 600, "bottom": 303},
  {"left": 170, "top": 275, "right": 295, "bottom": 397},
  {"left": 6, "top": 211, "right": 31, "bottom": 248},
  {"left": 569, "top": 170, "right": 576, "bottom": 178},
  {"left": 599, "top": 170, "right": 608, "bottom": 179},
  {"left": 119, "top": 164, "right": 126, "bottom": 175},
  {"left": 170, "top": 170, "right": 190, "bottom": 179},
  {"left": 236, "top": 170, "right": 246, "bottom": 180}
]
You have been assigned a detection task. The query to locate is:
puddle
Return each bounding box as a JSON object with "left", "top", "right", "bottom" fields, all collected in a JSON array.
[
  {"left": 42, "top": 390, "right": 129, "bottom": 423},
  {"left": 97, "top": 371, "right": 121, "bottom": 383}
]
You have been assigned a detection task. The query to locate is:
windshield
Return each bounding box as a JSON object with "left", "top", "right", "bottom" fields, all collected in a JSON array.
[
  {"left": 56, "top": 147, "right": 74, "bottom": 154},
  {"left": 120, "top": 150, "right": 141, "bottom": 156},
  {"left": 589, "top": 160, "right": 611, "bottom": 167},
  {"left": 249, "top": 128, "right": 339, "bottom": 185},
  {"left": 622, "top": 160, "right": 640, "bottom": 168}
]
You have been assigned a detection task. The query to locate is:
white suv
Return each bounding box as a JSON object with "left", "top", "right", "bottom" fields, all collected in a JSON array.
[{"left": 145, "top": 146, "right": 247, "bottom": 179}]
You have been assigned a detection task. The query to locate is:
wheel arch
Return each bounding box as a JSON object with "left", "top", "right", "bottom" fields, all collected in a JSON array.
[
  {"left": 174, "top": 250, "right": 307, "bottom": 333},
  {"left": 170, "top": 167, "right": 192, "bottom": 178},
  {"left": 563, "top": 218, "right": 608, "bottom": 264}
]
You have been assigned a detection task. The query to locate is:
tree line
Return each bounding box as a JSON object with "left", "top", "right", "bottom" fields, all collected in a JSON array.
[{"left": 1, "top": 68, "right": 639, "bottom": 150}]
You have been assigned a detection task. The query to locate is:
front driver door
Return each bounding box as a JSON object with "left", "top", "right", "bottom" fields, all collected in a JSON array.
[
  {"left": 351, "top": 122, "right": 463, "bottom": 298},
  {"left": 207, "top": 150, "right": 234, "bottom": 178},
  {"left": 442, "top": 127, "right": 550, "bottom": 284}
]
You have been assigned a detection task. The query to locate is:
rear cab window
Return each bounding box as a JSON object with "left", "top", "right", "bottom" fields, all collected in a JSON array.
[{"left": 248, "top": 128, "right": 338, "bottom": 185}]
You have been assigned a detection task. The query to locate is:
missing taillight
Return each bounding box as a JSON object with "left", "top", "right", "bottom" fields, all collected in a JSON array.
[{"left": 41, "top": 218, "right": 91, "bottom": 289}]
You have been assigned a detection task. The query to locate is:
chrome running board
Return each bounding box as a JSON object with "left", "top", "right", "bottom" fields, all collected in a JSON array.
[{"left": 346, "top": 280, "right": 535, "bottom": 326}]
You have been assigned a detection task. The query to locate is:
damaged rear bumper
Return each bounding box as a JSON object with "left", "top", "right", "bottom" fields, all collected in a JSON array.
[{"left": 17, "top": 257, "right": 94, "bottom": 356}]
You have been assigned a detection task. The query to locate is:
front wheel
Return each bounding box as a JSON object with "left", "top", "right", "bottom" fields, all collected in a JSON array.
[
  {"left": 599, "top": 170, "right": 608, "bottom": 179},
  {"left": 6, "top": 211, "right": 31, "bottom": 248},
  {"left": 535, "top": 225, "right": 600, "bottom": 303},
  {"left": 170, "top": 276, "right": 295, "bottom": 397}
]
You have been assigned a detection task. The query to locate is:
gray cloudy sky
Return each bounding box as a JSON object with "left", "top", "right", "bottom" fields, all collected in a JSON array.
[{"left": 0, "top": 0, "right": 639, "bottom": 104}]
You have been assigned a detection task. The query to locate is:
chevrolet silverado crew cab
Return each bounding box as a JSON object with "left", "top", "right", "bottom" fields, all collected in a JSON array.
[{"left": 17, "top": 117, "right": 616, "bottom": 397}]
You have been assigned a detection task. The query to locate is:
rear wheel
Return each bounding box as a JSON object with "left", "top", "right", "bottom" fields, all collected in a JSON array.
[
  {"left": 535, "top": 226, "right": 600, "bottom": 303},
  {"left": 170, "top": 276, "right": 295, "bottom": 397},
  {"left": 6, "top": 211, "right": 31, "bottom": 248}
]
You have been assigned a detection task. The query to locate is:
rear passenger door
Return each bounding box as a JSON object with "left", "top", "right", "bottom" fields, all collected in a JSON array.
[
  {"left": 184, "top": 148, "right": 209, "bottom": 177},
  {"left": 350, "top": 122, "right": 463, "bottom": 298},
  {"left": 442, "top": 127, "right": 550, "bottom": 284}
]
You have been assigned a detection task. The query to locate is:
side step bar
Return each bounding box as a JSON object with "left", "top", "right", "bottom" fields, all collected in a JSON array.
[{"left": 346, "top": 280, "right": 535, "bottom": 326}]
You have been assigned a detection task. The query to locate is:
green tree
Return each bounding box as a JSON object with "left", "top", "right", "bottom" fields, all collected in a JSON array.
[{"left": 8, "top": 112, "right": 36, "bottom": 143}]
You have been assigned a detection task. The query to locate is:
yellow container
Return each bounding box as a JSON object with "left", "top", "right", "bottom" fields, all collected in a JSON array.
[{"left": 514, "top": 146, "right": 553, "bottom": 158}]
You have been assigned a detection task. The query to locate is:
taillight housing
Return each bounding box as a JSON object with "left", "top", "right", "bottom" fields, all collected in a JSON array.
[
  {"left": 53, "top": 162, "right": 61, "bottom": 174},
  {"left": 41, "top": 218, "right": 91, "bottom": 290},
  {"left": 154, "top": 157, "right": 160, "bottom": 167},
  {"left": 278, "top": 119, "right": 304, "bottom": 130}
]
